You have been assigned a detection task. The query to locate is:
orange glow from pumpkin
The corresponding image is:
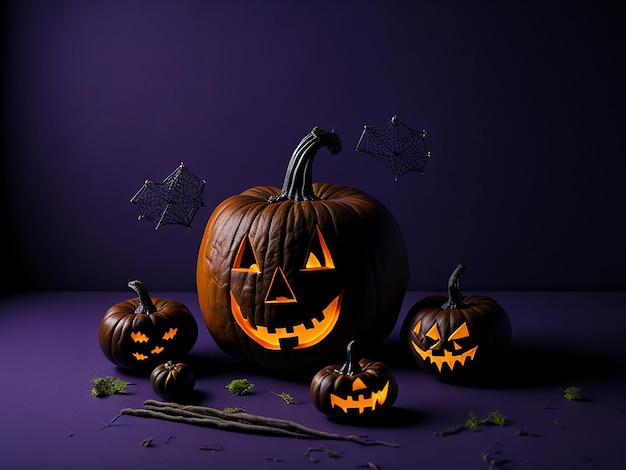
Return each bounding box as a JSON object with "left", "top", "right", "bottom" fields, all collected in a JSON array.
[
  {"left": 330, "top": 380, "right": 391, "bottom": 414},
  {"left": 303, "top": 226, "right": 335, "bottom": 270},
  {"left": 133, "top": 352, "right": 149, "bottom": 361},
  {"left": 232, "top": 234, "right": 260, "bottom": 273},
  {"left": 352, "top": 377, "right": 367, "bottom": 391},
  {"left": 229, "top": 225, "right": 342, "bottom": 350},
  {"left": 162, "top": 327, "right": 178, "bottom": 340},
  {"left": 131, "top": 331, "right": 149, "bottom": 343},
  {"left": 411, "top": 320, "right": 478, "bottom": 371},
  {"left": 230, "top": 291, "right": 342, "bottom": 350}
]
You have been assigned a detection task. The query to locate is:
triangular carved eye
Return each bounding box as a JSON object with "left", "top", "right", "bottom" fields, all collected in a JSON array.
[
  {"left": 425, "top": 323, "right": 441, "bottom": 342},
  {"left": 448, "top": 322, "right": 470, "bottom": 341},
  {"left": 302, "top": 226, "right": 335, "bottom": 271},
  {"left": 352, "top": 377, "right": 368, "bottom": 391},
  {"left": 233, "top": 234, "right": 260, "bottom": 273},
  {"left": 425, "top": 323, "right": 441, "bottom": 350}
]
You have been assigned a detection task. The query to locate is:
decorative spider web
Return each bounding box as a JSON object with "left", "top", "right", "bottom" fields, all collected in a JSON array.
[
  {"left": 356, "top": 115, "right": 431, "bottom": 181},
  {"left": 130, "top": 162, "right": 206, "bottom": 229}
]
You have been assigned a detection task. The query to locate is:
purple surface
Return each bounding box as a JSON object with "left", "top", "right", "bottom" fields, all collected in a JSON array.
[
  {"left": 1, "top": 290, "right": 625, "bottom": 469},
  {"left": 2, "top": 1, "right": 625, "bottom": 294}
]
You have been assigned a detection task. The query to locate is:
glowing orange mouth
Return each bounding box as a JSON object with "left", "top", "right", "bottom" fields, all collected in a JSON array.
[
  {"left": 330, "top": 381, "right": 391, "bottom": 413},
  {"left": 410, "top": 340, "right": 478, "bottom": 372},
  {"left": 230, "top": 291, "right": 342, "bottom": 350}
]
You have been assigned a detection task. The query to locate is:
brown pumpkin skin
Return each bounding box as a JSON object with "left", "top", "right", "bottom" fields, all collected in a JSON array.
[
  {"left": 310, "top": 341, "right": 398, "bottom": 419},
  {"left": 196, "top": 127, "right": 409, "bottom": 372},
  {"left": 400, "top": 264, "right": 512, "bottom": 383},
  {"left": 150, "top": 361, "right": 196, "bottom": 401},
  {"left": 98, "top": 280, "right": 198, "bottom": 373}
]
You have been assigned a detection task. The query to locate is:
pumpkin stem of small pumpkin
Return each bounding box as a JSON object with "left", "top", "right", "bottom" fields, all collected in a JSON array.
[
  {"left": 337, "top": 340, "right": 360, "bottom": 376},
  {"left": 441, "top": 264, "right": 467, "bottom": 310},
  {"left": 128, "top": 280, "right": 158, "bottom": 315},
  {"left": 270, "top": 126, "right": 342, "bottom": 203}
]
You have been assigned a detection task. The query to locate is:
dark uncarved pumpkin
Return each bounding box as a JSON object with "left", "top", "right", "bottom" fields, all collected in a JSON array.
[
  {"left": 98, "top": 280, "right": 198, "bottom": 373},
  {"left": 196, "top": 127, "right": 409, "bottom": 372},
  {"left": 400, "top": 264, "right": 512, "bottom": 382},
  {"left": 150, "top": 360, "right": 196, "bottom": 401}
]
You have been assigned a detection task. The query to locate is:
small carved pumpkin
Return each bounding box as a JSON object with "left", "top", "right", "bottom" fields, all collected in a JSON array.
[
  {"left": 310, "top": 340, "right": 398, "bottom": 419},
  {"left": 98, "top": 280, "right": 198, "bottom": 373},
  {"left": 150, "top": 360, "right": 196, "bottom": 401},
  {"left": 196, "top": 127, "right": 408, "bottom": 372},
  {"left": 400, "top": 264, "right": 512, "bottom": 382}
]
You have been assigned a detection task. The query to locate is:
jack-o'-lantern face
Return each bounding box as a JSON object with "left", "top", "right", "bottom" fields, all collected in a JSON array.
[
  {"left": 229, "top": 226, "right": 343, "bottom": 351},
  {"left": 410, "top": 320, "right": 478, "bottom": 372},
  {"left": 330, "top": 376, "right": 392, "bottom": 414},
  {"left": 130, "top": 327, "right": 179, "bottom": 362}
]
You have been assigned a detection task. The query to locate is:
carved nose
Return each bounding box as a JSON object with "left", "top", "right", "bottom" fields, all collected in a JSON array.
[{"left": 265, "top": 267, "right": 297, "bottom": 304}]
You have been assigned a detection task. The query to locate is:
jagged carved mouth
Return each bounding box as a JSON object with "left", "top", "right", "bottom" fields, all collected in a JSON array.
[
  {"left": 410, "top": 319, "right": 478, "bottom": 372},
  {"left": 330, "top": 381, "right": 391, "bottom": 413},
  {"left": 410, "top": 340, "right": 478, "bottom": 372},
  {"left": 229, "top": 291, "right": 342, "bottom": 350}
]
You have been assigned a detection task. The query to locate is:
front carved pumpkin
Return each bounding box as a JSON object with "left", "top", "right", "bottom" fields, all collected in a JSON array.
[
  {"left": 310, "top": 340, "right": 398, "bottom": 419},
  {"left": 400, "top": 264, "right": 512, "bottom": 382},
  {"left": 196, "top": 127, "right": 409, "bottom": 372}
]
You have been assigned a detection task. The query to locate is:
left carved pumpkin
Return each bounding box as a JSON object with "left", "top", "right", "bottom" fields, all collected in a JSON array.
[{"left": 98, "top": 280, "right": 198, "bottom": 373}]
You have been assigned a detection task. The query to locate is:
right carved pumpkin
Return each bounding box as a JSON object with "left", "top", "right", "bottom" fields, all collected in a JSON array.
[{"left": 400, "top": 264, "right": 512, "bottom": 382}]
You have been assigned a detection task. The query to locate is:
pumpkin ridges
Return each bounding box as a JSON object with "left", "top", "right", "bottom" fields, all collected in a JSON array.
[
  {"left": 310, "top": 195, "right": 390, "bottom": 329},
  {"left": 250, "top": 200, "right": 289, "bottom": 330},
  {"left": 217, "top": 201, "right": 265, "bottom": 267},
  {"left": 471, "top": 297, "right": 512, "bottom": 352},
  {"left": 312, "top": 182, "right": 370, "bottom": 201},
  {"left": 198, "top": 196, "right": 268, "bottom": 327},
  {"left": 97, "top": 312, "right": 122, "bottom": 363},
  {"left": 461, "top": 295, "right": 512, "bottom": 350},
  {"left": 150, "top": 361, "right": 196, "bottom": 401}
]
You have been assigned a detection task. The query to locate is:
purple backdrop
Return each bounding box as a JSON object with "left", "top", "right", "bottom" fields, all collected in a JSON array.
[{"left": 2, "top": 0, "right": 625, "bottom": 294}]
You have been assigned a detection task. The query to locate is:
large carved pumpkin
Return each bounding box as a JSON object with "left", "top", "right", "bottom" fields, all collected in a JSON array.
[{"left": 196, "top": 127, "right": 408, "bottom": 372}]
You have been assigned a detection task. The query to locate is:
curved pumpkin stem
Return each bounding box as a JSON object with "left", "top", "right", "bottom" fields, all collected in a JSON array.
[
  {"left": 128, "top": 280, "right": 158, "bottom": 315},
  {"left": 270, "top": 126, "right": 342, "bottom": 203},
  {"left": 441, "top": 264, "right": 467, "bottom": 310},
  {"left": 337, "top": 340, "right": 361, "bottom": 376}
]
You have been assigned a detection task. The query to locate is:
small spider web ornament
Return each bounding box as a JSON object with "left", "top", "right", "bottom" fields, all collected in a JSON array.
[
  {"left": 130, "top": 162, "right": 206, "bottom": 229},
  {"left": 356, "top": 115, "right": 431, "bottom": 181}
]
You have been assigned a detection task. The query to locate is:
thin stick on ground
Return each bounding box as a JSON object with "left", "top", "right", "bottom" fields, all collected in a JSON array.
[
  {"left": 110, "top": 400, "right": 398, "bottom": 447},
  {"left": 143, "top": 400, "right": 381, "bottom": 442}
]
